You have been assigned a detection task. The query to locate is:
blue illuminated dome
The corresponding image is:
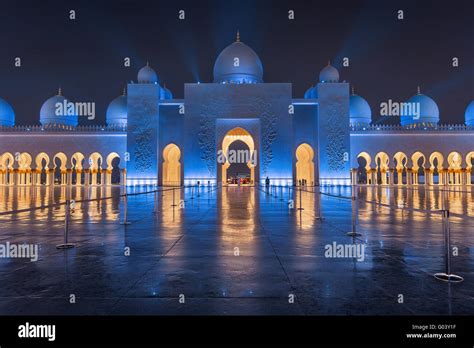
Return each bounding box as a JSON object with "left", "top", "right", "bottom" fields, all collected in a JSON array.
[
  {"left": 350, "top": 88, "right": 371, "bottom": 126},
  {"left": 319, "top": 62, "right": 339, "bottom": 83},
  {"left": 304, "top": 85, "right": 317, "bottom": 99},
  {"left": 401, "top": 87, "right": 439, "bottom": 126},
  {"left": 213, "top": 31, "right": 263, "bottom": 84},
  {"left": 138, "top": 62, "right": 158, "bottom": 84},
  {"left": 160, "top": 85, "right": 173, "bottom": 100},
  {"left": 0, "top": 97, "right": 15, "bottom": 127},
  {"left": 465, "top": 100, "right": 474, "bottom": 126},
  {"left": 40, "top": 88, "right": 78, "bottom": 127},
  {"left": 106, "top": 88, "right": 127, "bottom": 127}
]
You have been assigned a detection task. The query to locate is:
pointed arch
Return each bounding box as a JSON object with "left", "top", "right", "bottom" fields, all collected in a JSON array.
[
  {"left": 295, "top": 143, "right": 315, "bottom": 186},
  {"left": 163, "top": 144, "right": 181, "bottom": 186}
]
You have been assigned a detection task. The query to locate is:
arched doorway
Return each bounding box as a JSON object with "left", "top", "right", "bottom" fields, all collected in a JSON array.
[
  {"left": 375, "top": 152, "right": 390, "bottom": 185},
  {"left": 163, "top": 144, "right": 181, "bottom": 186},
  {"left": 447, "top": 151, "right": 462, "bottom": 185},
  {"left": 357, "top": 152, "right": 372, "bottom": 184},
  {"left": 221, "top": 127, "right": 256, "bottom": 185},
  {"left": 106, "top": 152, "right": 121, "bottom": 185},
  {"left": 429, "top": 152, "right": 444, "bottom": 185},
  {"left": 295, "top": 143, "right": 315, "bottom": 186},
  {"left": 411, "top": 151, "right": 426, "bottom": 185}
]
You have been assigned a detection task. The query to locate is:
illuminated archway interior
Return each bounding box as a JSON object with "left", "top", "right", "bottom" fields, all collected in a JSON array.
[
  {"left": 221, "top": 127, "right": 255, "bottom": 185},
  {"left": 163, "top": 144, "right": 181, "bottom": 186},
  {"left": 295, "top": 143, "right": 315, "bottom": 186}
]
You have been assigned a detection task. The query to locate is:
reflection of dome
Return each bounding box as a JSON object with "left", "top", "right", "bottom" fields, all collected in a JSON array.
[
  {"left": 304, "top": 85, "right": 317, "bottom": 99},
  {"left": 401, "top": 87, "right": 439, "bottom": 126},
  {"left": 465, "top": 100, "right": 474, "bottom": 126},
  {"left": 213, "top": 32, "right": 263, "bottom": 84},
  {"left": 319, "top": 62, "right": 339, "bottom": 83},
  {"left": 160, "top": 85, "right": 173, "bottom": 99},
  {"left": 138, "top": 62, "right": 158, "bottom": 84},
  {"left": 0, "top": 97, "right": 15, "bottom": 127},
  {"left": 40, "top": 88, "right": 78, "bottom": 126},
  {"left": 106, "top": 89, "right": 127, "bottom": 126},
  {"left": 350, "top": 88, "right": 371, "bottom": 126}
]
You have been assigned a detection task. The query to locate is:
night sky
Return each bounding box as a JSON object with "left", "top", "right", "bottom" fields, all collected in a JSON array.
[{"left": 0, "top": 0, "right": 472, "bottom": 125}]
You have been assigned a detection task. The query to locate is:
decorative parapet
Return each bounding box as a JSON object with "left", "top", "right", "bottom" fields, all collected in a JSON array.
[
  {"left": 0, "top": 124, "right": 127, "bottom": 133},
  {"left": 350, "top": 123, "right": 474, "bottom": 132}
]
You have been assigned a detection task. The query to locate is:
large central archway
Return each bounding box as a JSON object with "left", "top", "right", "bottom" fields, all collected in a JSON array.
[{"left": 221, "top": 127, "right": 256, "bottom": 185}]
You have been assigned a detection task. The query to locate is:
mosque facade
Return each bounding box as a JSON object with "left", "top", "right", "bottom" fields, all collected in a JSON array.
[{"left": 0, "top": 35, "right": 473, "bottom": 187}]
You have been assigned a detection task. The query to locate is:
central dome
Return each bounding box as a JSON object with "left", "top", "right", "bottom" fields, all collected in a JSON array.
[{"left": 213, "top": 32, "right": 263, "bottom": 84}]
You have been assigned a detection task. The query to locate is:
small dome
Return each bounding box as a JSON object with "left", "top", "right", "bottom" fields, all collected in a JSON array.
[
  {"left": 350, "top": 90, "right": 371, "bottom": 126},
  {"left": 40, "top": 88, "right": 78, "bottom": 127},
  {"left": 304, "top": 86, "right": 317, "bottom": 99},
  {"left": 319, "top": 62, "right": 339, "bottom": 83},
  {"left": 465, "top": 100, "right": 474, "bottom": 126},
  {"left": 0, "top": 97, "right": 15, "bottom": 127},
  {"left": 138, "top": 63, "right": 158, "bottom": 84},
  {"left": 213, "top": 32, "right": 263, "bottom": 84},
  {"left": 106, "top": 89, "right": 127, "bottom": 126},
  {"left": 401, "top": 87, "right": 439, "bottom": 126},
  {"left": 160, "top": 85, "right": 173, "bottom": 100}
]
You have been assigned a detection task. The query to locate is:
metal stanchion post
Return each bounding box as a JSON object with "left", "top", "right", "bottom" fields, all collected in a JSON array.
[
  {"left": 434, "top": 209, "right": 463, "bottom": 283},
  {"left": 197, "top": 183, "right": 200, "bottom": 198},
  {"left": 153, "top": 189, "right": 158, "bottom": 213},
  {"left": 57, "top": 200, "right": 75, "bottom": 249},
  {"left": 191, "top": 185, "right": 194, "bottom": 200},
  {"left": 280, "top": 185, "right": 283, "bottom": 201},
  {"left": 316, "top": 190, "right": 322, "bottom": 220},
  {"left": 347, "top": 185, "right": 361, "bottom": 237},
  {"left": 120, "top": 194, "right": 131, "bottom": 225},
  {"left": 297, "top": 185, "right": 304, "bottom": 211}
]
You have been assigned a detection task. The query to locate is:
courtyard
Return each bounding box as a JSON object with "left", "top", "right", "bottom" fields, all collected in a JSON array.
[{"left": 0, "top": 185, "right": 472, "bottom": 315}]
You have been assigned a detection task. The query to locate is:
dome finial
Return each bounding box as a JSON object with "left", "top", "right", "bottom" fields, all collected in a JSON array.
[
  {"left": 328, "top": 60, "right": 331, "bottom": 66},
  {"left": 57, "top": 87, "right": 62, "bottom": 96},
  {"left": 417, "top": 86, "right": 421, "bottom": 95},
  {"left": 351, "top": 85, "right": 355, "bottom": 95},
  {"left": 122, "top": 86, "right": 127, "bottom": 96},
  {"left": 236, "top": 30, "right": 240, "bottom": 42}
]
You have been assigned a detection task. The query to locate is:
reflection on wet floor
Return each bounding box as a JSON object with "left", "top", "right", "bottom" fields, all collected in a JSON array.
[{"left": 0, "top": 185, "right": 473, "bottom": 315}]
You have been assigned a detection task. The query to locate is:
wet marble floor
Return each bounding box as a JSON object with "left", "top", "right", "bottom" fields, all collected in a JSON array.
[{"left": 0, "top": 185, "right": 473, "bottom": 315}]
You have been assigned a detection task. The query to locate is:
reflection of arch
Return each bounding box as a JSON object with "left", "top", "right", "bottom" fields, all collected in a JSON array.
[
  {"left": 163, "top": 144, "right": 181, "bottom": 186},
  {"left": 429, "top": 152, "right": 444, "bottom": 185},
  {"left": 221, "top": 127, "right": 255, "bottom": 185},
  {"left": 0, "top": 152, "right": 14, "bottom": 185},
  {"left": 374, "top": 152, "right": 390, "bottom": 185},
  {"left": 295, "top": 143, "right": 315, "bottom": 186},
  {"left": 447, "top": 151, "right": 462, "bottom": 185},
  {"left": 393, "top": 152, "right": 408, "bottom": 185},
  {"left": 411, "top": 151, "right": 426, "bottom": 185}
]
